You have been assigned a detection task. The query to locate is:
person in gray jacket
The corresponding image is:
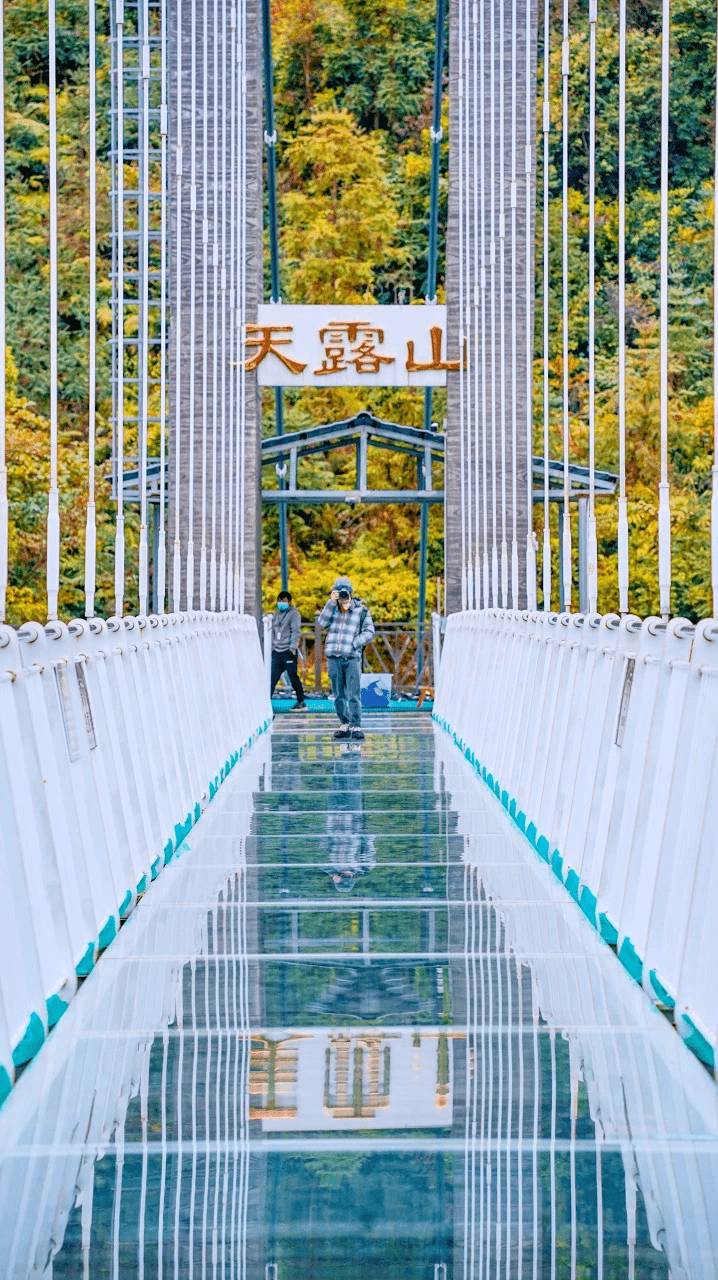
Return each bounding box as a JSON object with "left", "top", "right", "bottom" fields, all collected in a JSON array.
[
  {"left": 318, "top": 576, "right": 375, "bottom": 740},
  {"left": 270, "top": 591, "right": 306, "bottom": 710}
]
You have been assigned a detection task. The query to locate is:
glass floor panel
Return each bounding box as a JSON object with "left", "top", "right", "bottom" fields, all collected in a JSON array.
[{"left": 0, "top": 715, "right": 716, "bottom": 1277}]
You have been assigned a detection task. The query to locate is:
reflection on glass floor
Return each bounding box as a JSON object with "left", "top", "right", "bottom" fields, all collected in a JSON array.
[{"left": 0, "top": 715, "right": 717, "bottom": 1277}]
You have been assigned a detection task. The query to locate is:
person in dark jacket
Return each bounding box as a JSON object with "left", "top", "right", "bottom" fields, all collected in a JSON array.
[
  {"left": 318, "top": 576, "right": 375, "bottom": 740},
  {"left": 270, "top": 591, "right": 306, "bottom": 710}
]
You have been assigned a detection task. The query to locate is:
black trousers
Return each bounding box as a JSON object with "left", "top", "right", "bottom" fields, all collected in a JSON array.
[{"left": 270, "top": 649, "right": 305, "bottom": 702}]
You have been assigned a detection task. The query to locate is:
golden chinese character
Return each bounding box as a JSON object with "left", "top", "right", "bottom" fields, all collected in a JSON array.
[
  {"left": 245, "top": 324, "right": 307, "bottom": 374},
  {"left": 315, "top": 322, "right": 395, "bottom": 376},
  {"left": 406, "top": 325, "right": 460, "bottom": 372}
]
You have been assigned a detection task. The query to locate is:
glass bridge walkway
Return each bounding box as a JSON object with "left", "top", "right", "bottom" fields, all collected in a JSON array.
[{"left": 0, "top": 715, "right": 715, "bottom": 1277}]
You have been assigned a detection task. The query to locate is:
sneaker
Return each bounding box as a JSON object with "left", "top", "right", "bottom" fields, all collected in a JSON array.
[
  {"left": 333, "top": 725, "right": 351, "bottom": 740},
  {"left": 290, "top": 701, "right": 307, "bottom": 712},
  {"left": 351, "top": 727, "right": 365, "bottom": 741}
]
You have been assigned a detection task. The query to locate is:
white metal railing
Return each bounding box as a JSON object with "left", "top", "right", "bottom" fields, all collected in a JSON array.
[
  {"left": 0, "top": 611, "right": 270, "bottom": 1102},
  {"left": 434, "top": 608, "right": 718, "bottom": 1073}
]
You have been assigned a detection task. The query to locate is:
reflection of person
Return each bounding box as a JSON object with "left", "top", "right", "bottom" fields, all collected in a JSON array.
[
  {"left": 322, "top": 751, "right": 376, "bottom": 893},
  {"left": 318, "top": 576, "right": 375, "bottom": 741},
  {"left": 270, "top": 591, "right": 306, "bottom": 710}
]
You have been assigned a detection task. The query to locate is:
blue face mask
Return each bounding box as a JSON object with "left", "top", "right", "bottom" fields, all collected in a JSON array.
[{"left": 277, "top": 601, "right": 289, "bottom": 612}]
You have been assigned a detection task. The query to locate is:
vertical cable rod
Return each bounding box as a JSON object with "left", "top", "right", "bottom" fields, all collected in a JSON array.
[
  {"left": 658, "top": 0, "right": 671, "bottom": 619},
  {"left": 200, "top": 0, "right": 209, "bottom": 609},
  {"left": 473, "top": 0, "right": 482, "bottom": 608},
  {"left": 542, "top": 0, "right": 551, "bottom": 610},
  {"left": 587, "top": 0, "right": 598, "bottom": 613},
  {"left": 238, "top": 0, "right": 247, "bottom": 610},
  {"left": 525, "top": 0, "right": 537, "bottom": 610},
  {"left": 138, "top": 0, "right": 150, "bottom": 614},
  {"left": 227, "top": 1, "right": 236, "bottom": 609},
  {"left": 617, "top": 0, "right": 629, "bottom": 613},
  {"left": 210, "top": 0, "right": 219, "bottom": 609},
  {"left": 510, "top": 0, "right": 518, "bottom": 608},
  {"left": 219, "top": 0, "right": 228, "bottom": 611},
  {"left": 186, "top": 0, "right": 198, "bottom": 608},
  {"left": 561, "top": 0, "right": 571, "bottom": 610},
  {"left": 479, "top": 0, "right": 489, "bottom": 608},
  {"left": 114, "top": 0, "right": 126, "bottom": 617},
  {"left": 47, "top": 0, "right": 61, "bottom": 621},
  {"left": 489, "top": 0, "right": 498, "bottom": 607},
  {"left": 499, "top": 0, "right": 507, "bottom": 608},
  {"left": 465, "top": 0, "right": 474, "bottom": 609},
  {"left": 157, "top": 0, "right": 167, "bottom": 611},
  {"left": 458, "top": 0, "right": 467, "bottom": 609},
  {"left": 84, "top": 0, "right": 97, "bottom": 619},
  {"left": 172, "top": 0, "right": 183, "bottom": 612},
  {"left": 0, "top": 0, "right": 4, "bottom": 624}
]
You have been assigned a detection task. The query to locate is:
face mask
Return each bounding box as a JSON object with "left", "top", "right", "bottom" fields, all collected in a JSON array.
[{"left": 277, "top": 601, "right": 289, "bottom": 612}]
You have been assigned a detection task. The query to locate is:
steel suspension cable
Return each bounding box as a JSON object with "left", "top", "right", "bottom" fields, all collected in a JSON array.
[
  {"left": 525, "top": 0, "right": 537, "bottom": 610},
  {"left": 186, "top": 0, "right": 198, "bottom": 609},
  {"left": 713, "top": 0, "right": 718, "bottom": 615},
  {"left": 47, "top": 0, "right": 60, "bottom": 621},
  {"left": 114, "top": 0, "right": 126, "bottom": 617},
  {"left": 465, "top": 0, "right": 474, "bottom": 610},
  {"left": 473, "top": 0, "right": 481, "bottom": 608},
  {"left": 458, "top": 0, "right": 467, "bottom": 609},
  {"left": 211, "top": 0, "right": 219, "bottom": 610},
  {"left": 238, "top": 0, "right": 248, "bottom": 611},
  {"left": 659, "top": 0, "right": 671, "bottom": 619},
  {"left": 587, "top": 0, "right": 598, "bottom": 613},
  {"left": 228, "top": 2, "right": 237, "bottom": 611},
  {"left": 0, "top": 0, "right": 5, "bottom": 624},
  {"left": 219, "top": 0, "right": 228, "bottom": 611},
  {"left": 499, "top": 0, "right": 507, "bottom": 608},
  {"left": 617, "top": 0, "right": 629, "bottom": 614},
  {"left": 157, "top": 0, "right": 167, "bottom": 611},
  {"left": 490, "top": 0, "right": 498, "bottom": 607},
  {"left": 139, "top": 0, "right": 150, "bottom": 615},
  {"left": 542, "top": 0, "right": 551, "bottom": 610},
  {"left": 510, "top": 0, "right": 519, "bottom": 608},
  {"left": 172, "top": 0, "right": 183, "bottom": 613},
  {"left": 200, "top": 0, "right": 209, "bottom": 609},
  {"left": 479, "top": 0, "right": 488, "bottom": 608},
  {"left": 84, "top": 0, "right": 97, "bottom": 619},
  {"left": 561, "top": 0, "right": 571, "bottom": 611}
]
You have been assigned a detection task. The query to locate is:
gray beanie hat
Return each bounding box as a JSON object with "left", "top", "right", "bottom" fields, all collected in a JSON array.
[{"left": 332, "top": 576, "right": 353, "bottom": 593}]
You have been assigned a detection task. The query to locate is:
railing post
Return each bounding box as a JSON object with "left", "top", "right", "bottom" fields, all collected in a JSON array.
[
  {"left": 431, "top": 611, "right": 442, "bottom": 687},
  {"left": 314, "top": 611, "right": 322, "bottom": 695},
  {"left": 263, "top": 612, "right": 273, "bottom": 691}
]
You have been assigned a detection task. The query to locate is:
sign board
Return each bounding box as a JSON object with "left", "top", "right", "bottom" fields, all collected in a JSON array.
[{"left": 247, "top": 304, "right": 458, "bottom": 387}]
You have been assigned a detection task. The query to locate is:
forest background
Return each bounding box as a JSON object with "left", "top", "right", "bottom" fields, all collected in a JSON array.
[{"left": 2, "top": 0, "right": 717, "bottom": 625}]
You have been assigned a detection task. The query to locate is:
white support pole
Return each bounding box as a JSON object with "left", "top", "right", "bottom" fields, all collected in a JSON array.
[
  {"left": 587, "top": 0, "right": 598, "bottom": 614},
  {"left": 542, "top": 0, "right": 551, "bottom": 611},
  {"left": 525, "top": 0, "right": 537, "bottom": 609},
  {"left": 85, "top": 0, "right": 97, "bottom": 619},
  {"left": 561, "top": 1, "right": 572, "bottom": 611},
  {"left": 138, "top": 0, "right": 150, "bottom": 615},
  {"left": 617, "top": 0, "right": 629, "bottom": 614},
  {"left": 114, "top": 0, "right": 126, "bottom": 617},
  {"left": 465, "top": 0, "right": 474, "bottom": 609},
  {"left": 219, "top": 0, "right": 228, "bottom": 611},
  {"left": 47, "top": 0, "right": 61, "bottom": 621},
  {"left": 172, "top": 0, "right": 183, "bottom": 613},
  {"left": 0, "top": 0, "right": 7, "bottom": 624},
  {"left": 238, "top": 0, "right": 247, "bottom": 612},
  {"left": 658, "top": 0, "right": 671, "bottom": 620},
  {"left": 158, "top": 0, "right": 167, "bottom": 611}
]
